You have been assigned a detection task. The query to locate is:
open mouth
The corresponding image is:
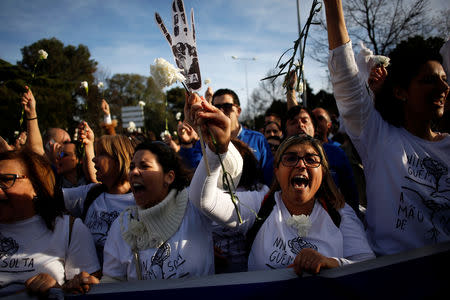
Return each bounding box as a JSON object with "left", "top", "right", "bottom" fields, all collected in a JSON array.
[
  {"left": 132, "top": 182, "right": 146, "bottom": 195},
  {"left": 290, "top": 175, "right": 309, "bottom": 189}
]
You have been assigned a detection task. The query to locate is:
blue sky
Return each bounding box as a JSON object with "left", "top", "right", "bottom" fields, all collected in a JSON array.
[{"left": 1, "top": 0, "right": 448, "bottom": 112}]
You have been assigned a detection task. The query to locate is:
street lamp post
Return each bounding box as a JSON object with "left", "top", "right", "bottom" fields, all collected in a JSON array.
[{"left": 231, "top": 56, "right": 256, "bottom": 110}]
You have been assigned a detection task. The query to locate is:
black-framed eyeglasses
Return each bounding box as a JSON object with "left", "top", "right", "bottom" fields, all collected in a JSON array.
[
  {"left": 0, "top": 174, "right": 28, "bottom": 189},
  {"left": 214, "top": 103, "right": 237, "bottom": 114},
  {"left": 280, "top": 152, "right": 321, "bottom": 168}
]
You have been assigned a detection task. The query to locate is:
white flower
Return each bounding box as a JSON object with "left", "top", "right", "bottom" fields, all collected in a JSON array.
[
  {"left": 160, "top": 129, "right": 170, "bottom": 140},
  {"left": 150, "top": 58, "right": 186, "bottom": 88},
  {"left": 204, "top": 78, "right": 211, "bottom": 85},
  {"left": 175, "top": 112, "right": 182, "bottom": 121},
  {"left": 38, "top": 49, "right": 48, "bottom": 60},
  {"left": 286, "top": 214, "right": 312, "bottom": 237},
  {"left": 122, "top": 218, "right": 153, "bottom": 250},
  {"left": 97, "top": 82, "right": 104, "bottom": 89},
  {"left": 80, "top": 81, "right": 88, "bottom": 89},
  {"left": 372, "top": 55, "right": 390, "bottom": 68},
  {"left": 297, "top": 81, "right": 304, "bottom": 95},
  {"left": 127, "top": 121, "right": 136, "bottom": 132},
  {"left": 138, "top": 101, "right": 146, "bottom": 108}
]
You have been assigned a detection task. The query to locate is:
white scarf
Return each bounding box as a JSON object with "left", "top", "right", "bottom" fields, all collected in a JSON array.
[{"left": 120, "top": 188, "right": 189, "bottom": 250}]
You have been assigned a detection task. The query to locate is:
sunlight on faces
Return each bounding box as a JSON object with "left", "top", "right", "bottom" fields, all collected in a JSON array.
[
  {"left": 312, "top": 108, "right": 331, "bottom": 140},
  {"left": 0, "top": 159, "right": 36, "bottom": 223},
  {"left": 399, "top": 61, "right": 449, "bottom": 121},
  {"left": 92, "top": 153, "right": 119, "bottom": 184},
  {"left": 129, "top": 150, "right": 174, "bottom": 209},
  {"left": 213, "top": 94, "right": 241, "bottom": 133},
  {"left": 264, "top": 123, "right": 282, "bottom": 138},
  {"left": 285, "top": 109, "right": 315, "bottom": 138},
  {"left": 275, "top": 143, "right": 323, "bottom": 213},
  {"left": 56, "top": 143, "right": 78, "bottom": 175}
]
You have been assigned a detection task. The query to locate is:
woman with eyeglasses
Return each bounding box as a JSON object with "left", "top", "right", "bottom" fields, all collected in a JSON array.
[
  {"left": 188, "top": 97, "right": 374, "bottom": 275},
  {"left": 101, "top": 140, "right": 242, "bottom": 281},
  {"left": 0, "top": 149, "right": 100, "bottom": 296}
]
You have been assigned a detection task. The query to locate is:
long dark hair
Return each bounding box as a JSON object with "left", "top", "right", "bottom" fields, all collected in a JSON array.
[
  {"left": 134, "top": 141, "right": 192, "bottom": 191},
  {"left": 374, "top": 36, "right": 444, "bottom": 127},
  {"left": 268, "top": 134, "right": 344, "bottom": 210},
  {"left": 0, "top": 149, "right": 64, "bottom": 230}
]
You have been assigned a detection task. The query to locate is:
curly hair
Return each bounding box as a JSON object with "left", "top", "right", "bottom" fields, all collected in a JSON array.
[
  {"left": 374, "top": 36, "right": 444, "bottom": 127},
  {"left": 0, "top": 149, "right": 64, "bottom": 230}
]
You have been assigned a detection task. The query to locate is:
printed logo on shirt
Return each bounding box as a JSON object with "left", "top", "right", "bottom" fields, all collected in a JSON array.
[
  {"left": 288, "top": 237, "right": 318, "bottom": 255},
  {"left": 85, "top": 210, "right": 120, "bottom": 246},
  {"left": 0, "top": 234, "right": 35, "bottom": 273},
  {"left": 141, "top": 242, "right": 189, "bottom": 279},
  {"left": 398, "top": 154, "right": 450, "bottom": 242},
  {"left": 265, "top": 236, "right": 318, "bottom": 269}
]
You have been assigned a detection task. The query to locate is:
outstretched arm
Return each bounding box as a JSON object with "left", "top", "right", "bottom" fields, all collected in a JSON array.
[
  {"left": 286, "top": 71, "right": 299, "bottom": 110},
  {"left": 324, "top": 0, "right": 350, "bottom": 50},
  {"left": 22, "top": 86, "right": 45, "bottom": 156},
  {"left": 79, "top": 122, "right": 98, "bottom": 183}
]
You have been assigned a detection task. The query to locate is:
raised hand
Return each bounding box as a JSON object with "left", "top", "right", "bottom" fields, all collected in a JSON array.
[
  {"left": 191, "top": 96, "right": 231, "bottom": 154},
  {"left": 78, "top": 121, "right": 94, "bottom": 147},
  {"left": 21, "top": 86, "right": 37, "bottom": 119},
  {"left": 204, "top": 86, "right": 214, "bottom": 103},
  {"left": 177, "top": 121, "right": 198, "bottom": 146},
  {"left": 101, "top": 99, "right": 110, "bottom": 116},
  {"left": 368, "top": 66, "right": 388, "bottom": 94},
  {"left": 155, "top": 0, "right": 202, "bottom": 91}
]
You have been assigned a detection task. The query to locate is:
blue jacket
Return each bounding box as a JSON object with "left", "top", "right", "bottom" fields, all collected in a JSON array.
[
  {"left": 178, "top": 126, "right": 274, "bottom": 186},
  {"left": 322, "top": 141, "right": 360, "bottom": 214}
]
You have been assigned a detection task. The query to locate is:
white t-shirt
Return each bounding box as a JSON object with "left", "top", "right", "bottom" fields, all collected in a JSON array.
[
  {"left": 329, "top": 42, "right": 450, "bottom": 256},
  {"left": 0, "top": 215, "right": 99, "bottom": 287},
  {"left": 103, "top": 201, "right": 214, "bottom": 280},
  {"left": 63, "top": 184, "right": 135, "bottom": 257},
  {"left": 189, "top": 145, "right": 375, "bottom": 272},
  {"left": 248, "top": 192, "right": 374, "bottom": 271}
]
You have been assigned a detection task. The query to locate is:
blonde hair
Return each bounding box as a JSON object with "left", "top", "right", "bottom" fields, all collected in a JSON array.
[
  {"left": 271, "top": 135, "right": 345, "bottom": 210},
  {"left": 94, "top": 135, "right": 135, "bottom": 186}
]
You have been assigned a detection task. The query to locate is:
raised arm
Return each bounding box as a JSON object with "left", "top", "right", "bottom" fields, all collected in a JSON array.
[
  {"left": 22, "top": 86, "right": 45, "bottom": 156},
  {"left": 286, "top": 71, "right": 299, "bottom": 110},
  {"left": 324, "top": 0, "right": 350, "bottom": 50},
  {"left": 78, "top": 122, "right": 98, "bottom": 183}
]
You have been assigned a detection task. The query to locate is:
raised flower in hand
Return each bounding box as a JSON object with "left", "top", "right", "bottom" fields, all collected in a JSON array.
[{"left": 150, "top": 58, "right": 186, "bottom": 89}]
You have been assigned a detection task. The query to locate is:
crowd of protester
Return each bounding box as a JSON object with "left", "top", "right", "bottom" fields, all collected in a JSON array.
[{"left": 0, "top": 0, "right": 449, "bottom": 297}]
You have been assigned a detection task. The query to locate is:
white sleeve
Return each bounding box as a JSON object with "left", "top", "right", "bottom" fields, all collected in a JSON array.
[
  {"left": 62, "top": 183, "right": 97, "bottom": 217},
  {"left": 333, "top": 204, "right": 375, "bottom": 266},
  {"left": 328, "top": 41, "right": 373, "bottom": 137},
  {"left": 65, "top": 218, "right": 101, "bottom": 279},
  {"left": 189, "top": 143, "right": 262, "bottom": 232},
  {"left": 102, "top": 217, "right": 129, "bottom": 279}
]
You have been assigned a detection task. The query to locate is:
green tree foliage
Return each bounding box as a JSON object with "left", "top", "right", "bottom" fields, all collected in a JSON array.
[{"left": 0, "top": 38, "right": 99, "bottom": 142}]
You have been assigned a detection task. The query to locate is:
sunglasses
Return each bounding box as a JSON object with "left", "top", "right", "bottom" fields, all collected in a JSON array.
[
  {"left": 214, "top": 103, "right": 237, "bottom": 114},
  {"left": 280, "top": 152, "right": 321, "bottom": 168},
  {"left": 0, "top": 174, "right": 28, "bottom": 190}
]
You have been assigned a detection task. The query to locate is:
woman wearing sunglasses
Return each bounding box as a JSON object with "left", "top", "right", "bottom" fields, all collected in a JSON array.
[
  {"left": 0, "top": 149, "right": 100, "bottom": 296},
  {"left": 188, "top": 97, "right": 374, "bottom": 275}
]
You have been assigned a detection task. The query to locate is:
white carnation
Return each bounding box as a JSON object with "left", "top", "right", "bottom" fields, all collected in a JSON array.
[
  {"left": 80, "top": 81, "right": 88, "bottom": 89},
  {"left": 127, "top": 121, "right": 136, "bottom": 132},
  {"left": 38, "top": 49, "right": 48, "bottom": 60},
  {"left": 204, "top": 78, "right": 211, "bottom": 85},
  {"left": 286, "top": 214, "right": 312, "bottom": 237},
  {"left": 138, "top": 101, "right": 146, "bottom": 108},
  {"left": 150, "top": 58, "right": 186, "bottom": 88},
  {"left": 175, "top": 112, "right": 182, "bottom": 121},
  {"left": 372, "top": 55, "right": 390, "bottom": 68},
  {"left": 297, "top": 81, "right": 304, "bottom": 95},
  {"left": 97, "top": 82, "right": 104, "bottom": 89},
  {"left": 160, "top": 129, "right": 170, "bottom": 140}
]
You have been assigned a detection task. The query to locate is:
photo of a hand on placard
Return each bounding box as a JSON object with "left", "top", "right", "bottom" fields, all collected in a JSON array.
[{"left": 155, "top": 0, "right": 202, "bottom": 91}]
